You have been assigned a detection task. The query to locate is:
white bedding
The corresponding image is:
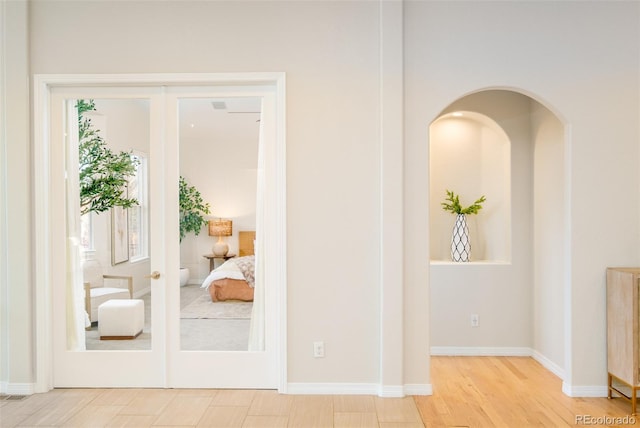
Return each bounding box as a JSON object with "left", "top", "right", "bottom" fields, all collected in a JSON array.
[{"left": 200, "top": 259, "right": 245, "bottom": 290}]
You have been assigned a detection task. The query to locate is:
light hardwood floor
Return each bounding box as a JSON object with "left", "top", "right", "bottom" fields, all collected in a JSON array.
[
  {"left": 1, "top": 389, "right": 422, "bottom": 428},
  {"left": 416, "top": 356, "right": 638, "bottom": 427},
  {"left": 1, "top": 357, "right": 636, "bottom": 427}
]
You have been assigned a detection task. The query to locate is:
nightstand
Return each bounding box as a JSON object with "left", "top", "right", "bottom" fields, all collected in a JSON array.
[{"left": 203, "top": 253, "right": 236, "bottom": 272}]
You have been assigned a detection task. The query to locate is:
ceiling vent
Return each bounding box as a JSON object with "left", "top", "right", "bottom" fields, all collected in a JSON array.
[{"left": 211, "top": 101, "right": 227, "bottom": 110}]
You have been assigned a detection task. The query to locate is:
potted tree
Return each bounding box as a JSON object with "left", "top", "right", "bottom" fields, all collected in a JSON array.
[
  {"left": 441, "top": 190, "right": 486, "bottom": 262},
  {"left": 179, "top": 176, "right": 211, "bottom": 286},
  {"left": 77, "top": 99, "right": 139, "bottom": 216}
]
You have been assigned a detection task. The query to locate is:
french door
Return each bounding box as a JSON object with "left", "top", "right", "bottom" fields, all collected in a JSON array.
[
  {"left": 46, "top": 78, "right": 283, "bottom": 389},
  {"left": 165, "top": 86, "right": 279, "bottom": 388}
]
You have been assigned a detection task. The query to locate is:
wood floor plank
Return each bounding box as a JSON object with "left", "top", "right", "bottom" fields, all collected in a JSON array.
[
  {"left": 119, "top": 389, "right": 177, "bottom": 416},
  {"left": 59, "top": 404, "right": 124, "bottom": 427},
  {"left": 247, "top": 390, "right": 293, "bottom": 416},
  {"left": 104, "top": 414, "right": 156, "bottom": 427},
  {"left": 11, "top": 389, "right": 103, "bottom": 426},
  {"left": 92, "top": 389, "right": 141, "bottom": 406},
  {"left": 241, "top": 415, "right": 288, "bottom": 428},
  {"left": 152, "top": 396, "right": 211, "bottom": 426},
  {"left": 374, "top": 397, "right": 422, "bottom": 424},
  {"left": 288, "top": 395, "right": 333, "bottom": 428},
  {"left": 175, "top": 389, "right": 219, "bottom": 398},
  {"left": 1, "top": 390, "right": 68, "bottom": 427},
  {"left": 378, "top": 424, "right": 425, "bottom": 428},
  {"left": 333, "top": 395, "right": 376, "bottom": 413},
  {"left": 196, "top": 406, "right": 249, "bottom": 427},
  {"left": 334, "top": 412, "right": 378, "bottom": 428},
  {"left": 210, "top": 389, "right": 256, "bottom": 407}
]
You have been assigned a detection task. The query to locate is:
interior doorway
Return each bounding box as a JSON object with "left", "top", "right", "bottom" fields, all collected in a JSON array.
[
  {"left": 428, "top": 89, "right": 567, "bottom": 379},
  {"left": 33, "top": 74, "right": 287, "bottom": 392}
]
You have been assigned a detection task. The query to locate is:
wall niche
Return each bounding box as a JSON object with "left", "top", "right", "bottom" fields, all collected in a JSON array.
[{"left": 429, "top": 110, "right": 511, "bottom": 263}]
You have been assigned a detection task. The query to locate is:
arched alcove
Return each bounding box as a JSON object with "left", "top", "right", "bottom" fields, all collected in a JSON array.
[
  {"left": 429, "top": 89, "right": 567, "bottom": 379},
  {"left": 429, "top": 111, "right": 511, "bottom": 262}
]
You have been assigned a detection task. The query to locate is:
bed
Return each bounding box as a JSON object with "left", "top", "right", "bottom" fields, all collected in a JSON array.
[{"left": 201, "top": 231, "right": 256, "bottom": 302}]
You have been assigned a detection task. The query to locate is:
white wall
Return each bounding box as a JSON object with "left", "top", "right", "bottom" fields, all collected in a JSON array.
[
  {"left": 406, "top": 1, "right": 639, "bottom": 390},
  {"left": 0, "top": 0, "right": 5, "bottom": 390},
  {"left": 532, "top": 102, "right": 565, "bottom": 372},
  {"left": 2, "top": 0, "right": 639, "bottom": 395},
  {"left": 28, "top": 0, "right": 383, "bottom": 386},
  {"left": 1, "top": 0, "right": 32, "bottom": 393}
]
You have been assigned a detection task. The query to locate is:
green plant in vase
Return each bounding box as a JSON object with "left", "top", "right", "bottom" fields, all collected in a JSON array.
[
  {"left": 441, "top": 190, "right": 486, "bottom": 216},
  {"left": 441, "top": 190, "right": 486, "bottom": 262}
]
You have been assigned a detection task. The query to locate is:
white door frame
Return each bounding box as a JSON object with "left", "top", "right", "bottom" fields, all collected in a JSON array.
[{"left": 33, "top": 73, "right": 287, "bottom": 393}]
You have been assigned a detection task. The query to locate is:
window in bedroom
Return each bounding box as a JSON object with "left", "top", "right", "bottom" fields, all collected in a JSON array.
[
  {"left": 128, "top": 152, "right": 148, "bottom": 262},
  {"left": 80, "top": 213, "right": 93, "bottom": 251}
]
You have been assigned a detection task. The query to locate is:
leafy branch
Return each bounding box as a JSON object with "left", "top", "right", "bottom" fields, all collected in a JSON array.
[
  {"left": 179, "top": 176, "right": 211, "bottom": 241},
  {"left": 441, "top": 190, "right": 486, "bottom": 215},
  {"left": 77, "top": 100, "right": 139, "bottom": 216}
]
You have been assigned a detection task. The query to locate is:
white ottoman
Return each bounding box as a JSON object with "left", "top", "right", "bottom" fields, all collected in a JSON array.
[{"left": 98, "top": 299, "right": 144, "bottom": 340}]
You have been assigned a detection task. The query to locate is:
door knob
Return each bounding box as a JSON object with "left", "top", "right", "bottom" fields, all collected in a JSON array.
[{"left": 145, "top": 271, "right": 161, "bottom": 280}]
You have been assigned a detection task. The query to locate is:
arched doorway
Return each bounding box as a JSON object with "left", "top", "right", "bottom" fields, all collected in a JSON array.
[{"left": 428, "top": 89, "right": 568, "bottom": 380}]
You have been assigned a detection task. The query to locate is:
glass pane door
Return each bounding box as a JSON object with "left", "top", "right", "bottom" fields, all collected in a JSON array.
[
  {"left": 77, "top": 98, "right": 152, "bottom": 351},
  {"left": 48, "top": 82, "right": 280, "bottom": 389},
  {"left": 178, "top": 97, "right": 261, "bottom": 352},
  {"left": 51, "top": 88, "right": 166, "bottom": 387},
  {"left": 166, "top": 87, "right": 277, "bottom": 389}
]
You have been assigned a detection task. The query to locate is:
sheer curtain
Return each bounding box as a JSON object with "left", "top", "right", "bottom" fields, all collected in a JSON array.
[
  {"left": 65, "top": 100, "right": 87, "bottom": 350},
  {"left": 248, "top": 100, "right": 265, "bottom": 351}
]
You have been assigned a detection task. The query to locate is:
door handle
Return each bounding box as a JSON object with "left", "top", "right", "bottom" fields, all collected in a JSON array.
[{"left": 145, "top": 271, "right": 161, "bottom": 280}]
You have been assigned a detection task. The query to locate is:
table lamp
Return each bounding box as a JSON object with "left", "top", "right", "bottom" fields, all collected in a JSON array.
[{"left": 208, "top": 219, "right": 233, "bottom": 256}]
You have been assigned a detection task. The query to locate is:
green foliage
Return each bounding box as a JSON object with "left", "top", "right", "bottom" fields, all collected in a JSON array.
[
  {"left": 179, "top": 176, "right": 211, "bottom": 242},
  {"left": 441, "top": 190, "right": 486, "bottom": 215},
  {"left": 77, "top": 100, "right": 139, "bottom": 216}
]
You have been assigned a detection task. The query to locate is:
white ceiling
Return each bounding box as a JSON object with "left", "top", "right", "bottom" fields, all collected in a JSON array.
[{"left": 178, "top": 97, "right": 262, "bottom": 143}]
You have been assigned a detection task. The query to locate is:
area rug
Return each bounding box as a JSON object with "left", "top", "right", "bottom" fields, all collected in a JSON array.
[{"left": 180, "top": 294, "right": 253, "bottom": 319}]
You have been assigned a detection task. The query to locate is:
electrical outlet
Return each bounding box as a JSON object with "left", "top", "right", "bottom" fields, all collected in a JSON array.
[
  {"left": 313, "top": 341, "right": 325, "bottom": 358},
  {"left": 471, "top": 314, "right": 479, "bottom": 327}
]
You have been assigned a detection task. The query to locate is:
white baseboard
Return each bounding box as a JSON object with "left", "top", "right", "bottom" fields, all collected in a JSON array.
[
  {"left": 562, "top": 382, "right": 608, "bottom": 397},
  {"left": 531, "top": 349, "right": 565, "bottom": 380},
  {"left": 0, "top": 382, "right": 35, "bottom": 395},
  {"left": 287, "top": 383, "right": 379, "bottom": 395},
  {"left": 377, "top": 385, "right": 405, "bottom": 397},
  {"left": 403, "top": 383, "right": 433, "bottom": 396},
  {"left": 430, "top": 346, "right": 532, "bottom": 356},
  {"left": 286, "top": 383, "right": 433, "bottom": 397}
]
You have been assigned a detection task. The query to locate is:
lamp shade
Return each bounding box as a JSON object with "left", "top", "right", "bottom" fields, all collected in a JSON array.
[{"left": 208, "top": 219, "right": 232, "bottom": 237}]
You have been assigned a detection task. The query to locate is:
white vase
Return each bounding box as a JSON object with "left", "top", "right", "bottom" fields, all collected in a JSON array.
[
  {"left": 179, "top": 268, "right": 189, "bottom": 287},
  {"left": 451, "top": 214, "right": 471, "bottom": 262}
]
